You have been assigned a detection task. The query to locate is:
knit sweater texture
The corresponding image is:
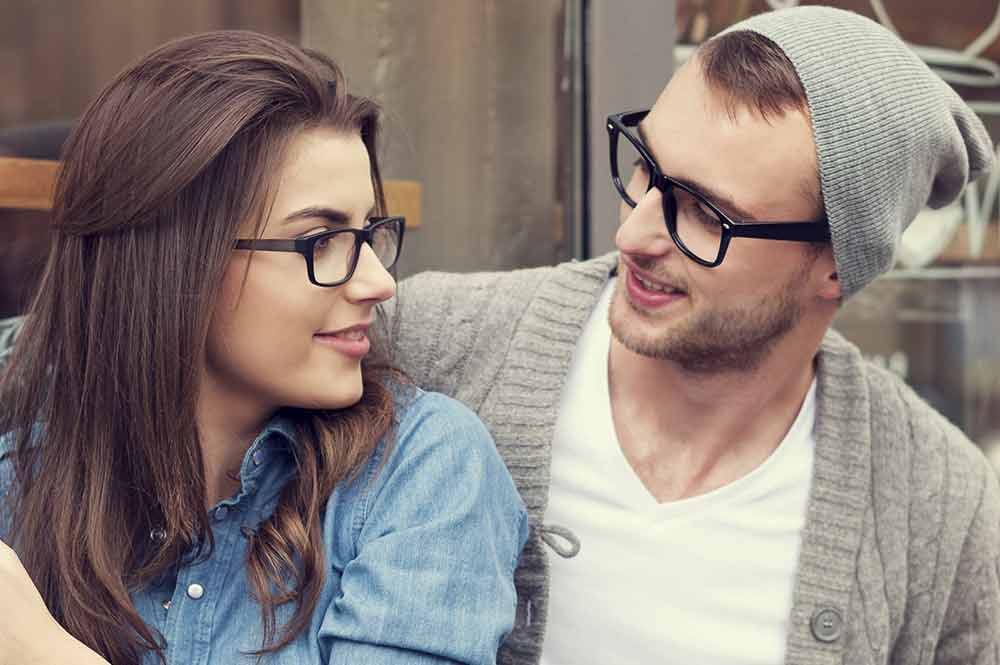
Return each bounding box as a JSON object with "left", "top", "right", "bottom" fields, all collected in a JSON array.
[{"left": 377, "top": 253, "right": 1000, "bottom": 665}]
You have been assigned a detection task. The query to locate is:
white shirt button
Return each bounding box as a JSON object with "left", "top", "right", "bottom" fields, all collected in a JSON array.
[
  {"left": 161, "top": 599, "right": 171, "bottom": 610},
  {"left": 187, "top": 583, "right": 205, "bottom": 600},
  {"left": 252, "top": 450, "right": 265, "bottom": 466}
]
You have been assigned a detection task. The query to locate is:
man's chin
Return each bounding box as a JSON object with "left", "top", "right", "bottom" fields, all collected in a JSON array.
[
  {"left": 609, "top": 295, "right": 683, "bottom": 359},
  {"left": 609, "top": 316, "right": 671, "bottom": 361}
]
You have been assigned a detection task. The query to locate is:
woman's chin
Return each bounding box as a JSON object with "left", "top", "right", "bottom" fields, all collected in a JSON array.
[{"left": 297, "top": 378, "right": 364, "bottom": 411}]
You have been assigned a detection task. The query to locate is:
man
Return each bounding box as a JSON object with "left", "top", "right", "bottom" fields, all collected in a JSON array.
[{"left": 377, "top": 6, "right": 998, "bottom": 665}]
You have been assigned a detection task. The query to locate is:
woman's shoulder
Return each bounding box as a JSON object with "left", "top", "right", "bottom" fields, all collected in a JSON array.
[
  {"left": 321, "top": 381, "right": 527, "bottom": 557},
  {"left": 393, "top": 386, "right": 490, "bottom": 443},
  {"left": 323, "top": 382, "right": 521, "bottom": 519},
  {"left": 377, "top": 385, "right": 511, "bottom": 487},
  {"left": 315, "top": 384, "right": 528, "bottom": 663}
]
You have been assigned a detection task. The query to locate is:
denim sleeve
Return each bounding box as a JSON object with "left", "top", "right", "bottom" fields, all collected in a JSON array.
[
  {"left": 318, "top": 391, "right": 529, "bottom": 665},
  {"left": 0, "top": 316, "right": 23, "bottom": 371},
  {"left": 0, "top": 435, "right": 15, "bottom": 543}
]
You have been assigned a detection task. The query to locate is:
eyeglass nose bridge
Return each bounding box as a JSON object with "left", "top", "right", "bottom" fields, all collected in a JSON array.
[
  {"left": 355, "top": 233, "right": 388, "bottom": 271},
  {"left": 640, "top": 171, "right": 675, "bottom": 218}
]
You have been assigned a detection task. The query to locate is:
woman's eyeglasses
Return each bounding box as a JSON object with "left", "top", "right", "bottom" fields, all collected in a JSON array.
[{"left": 234, "top": 216, "right": 404, "bottom": 287}]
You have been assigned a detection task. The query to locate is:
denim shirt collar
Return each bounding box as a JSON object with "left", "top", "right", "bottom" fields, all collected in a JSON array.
[{"left": 214, "top": 413, "right": 298, "bottom": 513}]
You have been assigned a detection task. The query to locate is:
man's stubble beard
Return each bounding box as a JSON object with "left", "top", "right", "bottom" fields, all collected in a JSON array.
[{"left": 608, "top": 261, "right": 810, "bottom": 375}]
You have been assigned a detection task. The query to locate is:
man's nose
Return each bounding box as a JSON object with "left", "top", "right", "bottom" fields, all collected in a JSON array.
[{"left": 616, "top": 187, "right": 674, "bottom": 257}]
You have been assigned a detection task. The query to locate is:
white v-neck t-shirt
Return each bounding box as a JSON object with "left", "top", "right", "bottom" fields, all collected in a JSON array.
[{"left": 539, "top": 279, "right": 816, "bottom": 665}]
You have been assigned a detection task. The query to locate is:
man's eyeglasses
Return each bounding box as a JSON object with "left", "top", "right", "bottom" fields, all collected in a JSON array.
[
  {"left": 234, "top": 216, "right": 404, "bottom": 287},
  {"left": 607, "top": 110, "right": 830, "bottom": 267}
]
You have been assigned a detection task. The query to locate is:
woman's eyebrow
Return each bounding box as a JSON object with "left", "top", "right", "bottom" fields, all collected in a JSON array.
[
  {"left": 281, "top": 207, "right": 352, "bottom": 226},
  {"left": 281, "top": 204, "right": 378, "bottom": 226}
]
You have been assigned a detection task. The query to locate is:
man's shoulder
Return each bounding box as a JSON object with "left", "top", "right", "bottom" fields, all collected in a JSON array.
[
  {"left": 398, "top": 254, "right": 616, "bottom": 303},
  {"left": 388, "top": 254, "right": 615, "bottom": 352},
  {"left": 862, "top": 346, "right": 986, "bottom": 482},
  {"left": 821, "top": 330, "right": 992, "bottom": 516},
  {"left": 383, "top": 254, "right": 616, "bottom": 401}
]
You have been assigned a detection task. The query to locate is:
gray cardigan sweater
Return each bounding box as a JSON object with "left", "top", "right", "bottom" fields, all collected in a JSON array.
[{"left": 378, "top": 254, "right": 1000, "bottom": 665}]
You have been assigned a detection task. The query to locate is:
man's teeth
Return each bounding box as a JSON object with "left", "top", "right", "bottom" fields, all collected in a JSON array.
[
  {"left": 333, "top": 330, "right": 365, "bottom": 340},
  {"left": 637, "top": 275, "right": 678, "bottom": 294}
]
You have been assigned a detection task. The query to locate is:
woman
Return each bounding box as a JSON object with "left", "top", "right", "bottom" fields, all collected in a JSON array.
[{"left": 0, "top": 31, "right": 527, "bottom": 665}]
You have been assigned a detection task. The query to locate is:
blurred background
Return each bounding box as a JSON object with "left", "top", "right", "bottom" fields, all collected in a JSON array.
[{"left": 1, "top": 0, "right": 999, "bottom": 457}]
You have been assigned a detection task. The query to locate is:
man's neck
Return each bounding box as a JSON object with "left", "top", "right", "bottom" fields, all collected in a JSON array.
[{"left": 608, "top": 332, "right": 821, "bottom": 503}]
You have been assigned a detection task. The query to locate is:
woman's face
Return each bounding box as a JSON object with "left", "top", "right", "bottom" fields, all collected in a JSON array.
[{"left": 204, "top": 127, "right": 396, "bottom": 418}]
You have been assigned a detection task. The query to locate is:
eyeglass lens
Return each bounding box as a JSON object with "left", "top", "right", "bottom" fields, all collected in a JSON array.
[
  {"left": 312, "top": 220, "right": 401, "bottom": 285},
  {"left": 614, "top": 133, "right": 725, "bottom": 264}
]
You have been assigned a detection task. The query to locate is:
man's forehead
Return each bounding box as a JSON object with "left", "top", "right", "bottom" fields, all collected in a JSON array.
[{"left": 641, "top": 62, "right": 823, "bottom": 219}]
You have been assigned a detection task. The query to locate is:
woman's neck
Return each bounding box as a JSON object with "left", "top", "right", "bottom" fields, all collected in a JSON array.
[{"left": 195, "top": 370, "right": 274, "bottom": 509}]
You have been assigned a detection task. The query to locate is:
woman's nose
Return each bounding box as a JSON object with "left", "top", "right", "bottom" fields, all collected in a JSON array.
[{"left": 343, "top": 243, "right": 396, "bottom": 304}]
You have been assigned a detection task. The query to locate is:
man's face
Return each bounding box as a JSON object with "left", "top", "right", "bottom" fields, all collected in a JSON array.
[{"left": 609, "top": 58, "right": 827, "bottom": 373}]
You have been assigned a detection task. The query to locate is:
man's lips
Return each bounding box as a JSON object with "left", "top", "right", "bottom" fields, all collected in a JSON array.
[
  {"left": 623, "top": 259, "right": 686, "bottom": 295},
  {"left": 623, "top": 259, "right": 687, "bottom": 309}
]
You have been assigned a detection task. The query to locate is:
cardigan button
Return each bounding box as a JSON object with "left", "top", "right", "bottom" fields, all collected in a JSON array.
[{"left": 810, "top": 607, "right": 843, "bottom": 642}]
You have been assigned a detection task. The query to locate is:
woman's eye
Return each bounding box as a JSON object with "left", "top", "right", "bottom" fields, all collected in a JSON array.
[{"left": 301, "top": 227, "right": 330, "bottom": 238}]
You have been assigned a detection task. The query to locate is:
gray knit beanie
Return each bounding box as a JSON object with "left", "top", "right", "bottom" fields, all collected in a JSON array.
[{"left": 724, "top": 6, "right": 994, "bottom": 298}]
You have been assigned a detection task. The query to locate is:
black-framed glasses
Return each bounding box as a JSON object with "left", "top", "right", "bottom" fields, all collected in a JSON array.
[
  {"left": 234, "top": 216, "right": 405, "bottom": 287},
  {"left": 608, "top": 110, "right": 830, "bottom": 267}
]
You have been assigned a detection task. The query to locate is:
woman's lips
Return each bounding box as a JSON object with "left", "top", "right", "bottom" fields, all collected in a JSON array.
[{"left": 313, "top": 327, "right": 371, "bottom": 358}]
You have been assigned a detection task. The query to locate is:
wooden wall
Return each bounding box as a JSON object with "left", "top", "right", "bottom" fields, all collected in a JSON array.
[
  {"left": 0, "top": 0, "right": 299, "bottom": 317},
  {"left": 0, "top": 0, "right": 299, "bottom": 127},
  {"left": 301, "top": 0, "right": 572, "bottom": 276}
]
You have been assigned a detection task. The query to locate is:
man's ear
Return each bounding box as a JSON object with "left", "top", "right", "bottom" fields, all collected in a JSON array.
[{"left": 812, "top": 246, "right": 841, "bottom": 302}]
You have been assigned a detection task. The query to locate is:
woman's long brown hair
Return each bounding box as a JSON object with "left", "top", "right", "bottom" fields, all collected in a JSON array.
[{"left": 0, "top": 31, "right": 395, "bottom": 664}]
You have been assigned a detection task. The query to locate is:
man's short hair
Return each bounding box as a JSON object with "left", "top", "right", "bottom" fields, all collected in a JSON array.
[
  {"left": 695, "top": 30, "right": 826, "bottom": 234},
  {"left": 697, "top": 30, "right": 808, "bottom": 123}
]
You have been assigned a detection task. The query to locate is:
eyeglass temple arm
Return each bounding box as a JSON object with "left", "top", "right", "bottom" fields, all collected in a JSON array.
[
  {"left": 728, "top": 221, "right": 831, "bottom": 242},
  {"left": 233, "top": 239, "right": 300, "bottom": 251}
]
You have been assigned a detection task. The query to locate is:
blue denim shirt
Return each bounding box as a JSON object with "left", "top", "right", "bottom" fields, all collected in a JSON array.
[{"left": 1, "top": 389, "right": 528, "bottom": 664}]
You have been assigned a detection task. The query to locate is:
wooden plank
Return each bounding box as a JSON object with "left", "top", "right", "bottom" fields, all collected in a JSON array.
[
  {"left": 936, "top": 223, "right": 1000, "bottom": 265},
  {"left": 0, "top": 157, "right": 59, "bottom": 211},
  {"left": 0, "top": 157, "right": 423, "bottom": 230},
  {"left": 383, "top": 179, "right": 422, "bottom": 229}
]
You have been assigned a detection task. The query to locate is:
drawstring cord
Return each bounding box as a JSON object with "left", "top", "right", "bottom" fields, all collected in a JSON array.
[{"left": 537, "top": 524, "right": 581, "bottom": 558}]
